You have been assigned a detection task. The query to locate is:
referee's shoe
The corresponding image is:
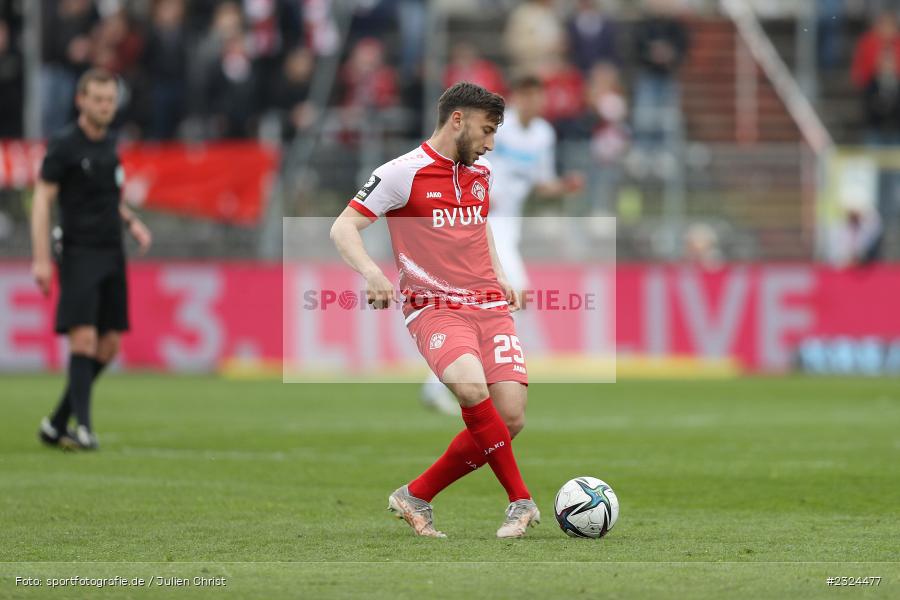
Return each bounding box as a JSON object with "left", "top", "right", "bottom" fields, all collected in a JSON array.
[{"left": 38, "top": 418, "right": 98, "bottom": 451}]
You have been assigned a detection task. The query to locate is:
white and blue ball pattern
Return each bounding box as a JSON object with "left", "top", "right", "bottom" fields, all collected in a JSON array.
[{"left": 554, "top": 477, "right": 619, "bottom": 539}]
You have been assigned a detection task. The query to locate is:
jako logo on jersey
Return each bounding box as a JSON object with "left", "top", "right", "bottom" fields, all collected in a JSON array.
[
  {"left": 432, "top": 206, "right": 485, "bottom": 228},
  {"left": 483, "top": 441, "right": 505, "bottom": 456},
  {"left": 426, "top": 191, "right": 442, "bottom": 199},
  {"left": 471, "top": 181, "right": 486, "bottom": 202},
  {"left": 429, "top": 333, "right": 446, "bottom": 350}
]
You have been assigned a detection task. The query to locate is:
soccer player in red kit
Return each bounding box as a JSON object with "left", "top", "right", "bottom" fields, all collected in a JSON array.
[{"left": 330, "top": 82, "right": 539, "bottom": 538}]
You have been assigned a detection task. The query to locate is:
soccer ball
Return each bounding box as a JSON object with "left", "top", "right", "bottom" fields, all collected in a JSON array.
[{"left": 554, "top": 476, "right": 619, "bottom": 539}]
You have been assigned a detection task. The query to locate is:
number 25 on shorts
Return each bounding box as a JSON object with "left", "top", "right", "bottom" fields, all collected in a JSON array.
[{"left": 494, "top": 334, "right": 524, "bottom": 364}]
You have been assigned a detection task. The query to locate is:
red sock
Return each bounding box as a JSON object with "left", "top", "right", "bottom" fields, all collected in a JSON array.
[
  {"left": 408, "top": 429, "right": 486, "bottom": 502},
  {"left": 461, "top": 397, "right": 530, "bottom": 502}
]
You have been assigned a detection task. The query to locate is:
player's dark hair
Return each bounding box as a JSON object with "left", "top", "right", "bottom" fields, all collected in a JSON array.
[
  {"left": 437, "top": 82, "right": 505, "bottom": 128},
  {"left": 511, "top": 75, "right": 544, "bottom": 92},
  {"left": 76, "top": 68, "right": 117, "bottom": 95}
]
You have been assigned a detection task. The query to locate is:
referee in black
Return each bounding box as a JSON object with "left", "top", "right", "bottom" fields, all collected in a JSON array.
[{"left": 31, "top": 68, "right": 152, "bottom": 450}]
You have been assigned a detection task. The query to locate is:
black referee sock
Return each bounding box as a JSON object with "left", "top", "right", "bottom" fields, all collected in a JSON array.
[
  {"left": 50, "top": 359, "right": 107, "bottom": 432},
  {"left": 67, "top": 354, "right": 97, "bottom": 432},
  {"left": 49, "top": 391, "right": 72, "bottom": 433}
]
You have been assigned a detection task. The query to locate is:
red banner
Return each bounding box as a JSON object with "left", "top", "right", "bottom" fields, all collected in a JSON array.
[
  {"left": 2, "top": 262, "right": 900, "bottom": 373},
  {"left": 0, "top": 140, "right": 279, "bottom": 224},
  {"left": 119, "top": 142, "right": 279, "bottom": 224}
]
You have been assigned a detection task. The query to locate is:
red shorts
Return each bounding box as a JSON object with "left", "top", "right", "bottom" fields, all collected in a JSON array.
[{"left": 406, "top": 305, "right": 528, "bottom": 385}]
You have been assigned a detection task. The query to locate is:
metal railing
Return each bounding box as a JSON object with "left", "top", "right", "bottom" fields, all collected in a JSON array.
[
  {"left": 721, "top": 0, "right": 835, "bottom": 262},
  {"left": 721, "top": 0, "right": 833, "bottom": 154}
]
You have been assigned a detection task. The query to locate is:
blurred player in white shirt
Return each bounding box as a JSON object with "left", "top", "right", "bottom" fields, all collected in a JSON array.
[{"left": 422, "top": 75, "right": 584, "bottom": 414}]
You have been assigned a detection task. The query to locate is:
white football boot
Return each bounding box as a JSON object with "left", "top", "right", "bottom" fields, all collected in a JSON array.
[
  {"left": 496, "top": 499, "right": 541, "bottom": 539},
  {"left": 388, "top": 485, "right": 447, "bottom": 538}
]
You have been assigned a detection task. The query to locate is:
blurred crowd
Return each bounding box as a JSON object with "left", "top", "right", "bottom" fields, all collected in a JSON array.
[
  {"left": 0, "top": 0, "right": 691, "bottom": 144},
  {"left": 347, "top": 0, "right": 693, "bottom": 150},
  {"left": 852, "top": 5, "right": 900, "bottom": 143},
  {"left": 0, "top": 1, "right": 23, "bottom": 138},
  {"left": 0, "top": 0, "right": 897, "bottom": 263},
  {"left": 1, "top": 0, "right": 311, "bottom": 140},
  {"left": 0, "top": 0, "right": 897, "bottom": 151}
]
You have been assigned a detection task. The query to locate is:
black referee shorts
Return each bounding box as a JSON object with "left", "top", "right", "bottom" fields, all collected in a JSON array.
[{"left": 55, "top": 246, "right": 130, "bottom": 335}]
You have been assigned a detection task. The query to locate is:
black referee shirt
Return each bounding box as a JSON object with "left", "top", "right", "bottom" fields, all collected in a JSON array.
[{"left": 40, "top": 123, "right": 124, "bottom": 249}]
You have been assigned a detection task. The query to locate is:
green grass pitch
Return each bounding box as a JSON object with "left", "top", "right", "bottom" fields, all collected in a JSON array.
[{"left": 1, "top": 374, "right": 899, "bottom": 598}]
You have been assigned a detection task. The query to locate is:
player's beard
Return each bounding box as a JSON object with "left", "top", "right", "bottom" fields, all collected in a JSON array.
[
  {"left": 454, "top": 127, "right": 478, "bottom": 166},
  {"left": 86, "top": 110, "right": 114, "bottom": 131}
]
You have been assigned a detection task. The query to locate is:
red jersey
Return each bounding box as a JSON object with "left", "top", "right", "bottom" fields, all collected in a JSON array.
[
  {"left": 348, "top": 142, "right": 506, "bottom": 319},
  {"left": 851, "top": 30, "right": 900, "bottom": 88}
]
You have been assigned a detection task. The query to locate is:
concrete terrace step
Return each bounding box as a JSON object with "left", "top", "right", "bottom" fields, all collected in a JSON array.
[{"left": 678, "top": 18, "right": 804, "bottom": 144}]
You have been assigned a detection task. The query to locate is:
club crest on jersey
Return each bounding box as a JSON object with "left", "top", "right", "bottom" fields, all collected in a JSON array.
[
  {"left": 432, "top": 205, "right": 485, "bottom": 228},
  {"left": 471, "top": 181, "right": 486, "bottom": 202},
  {"left": 429, "top": 333, "right": 446, "bottom": 350}
]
